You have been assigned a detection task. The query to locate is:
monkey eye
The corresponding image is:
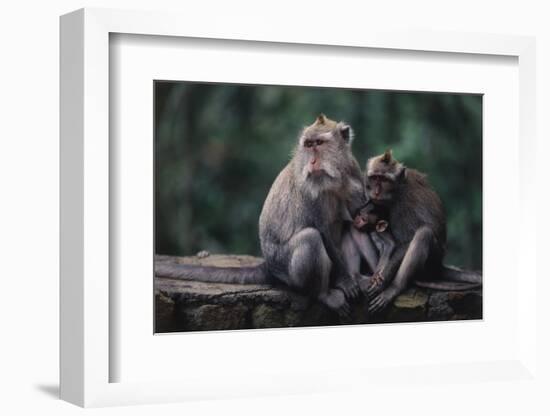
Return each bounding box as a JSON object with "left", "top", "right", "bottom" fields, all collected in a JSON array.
[
  {"left": 315, "top": 139, "right": 323, "bottom": 146},
  {"left": 369, "top": 174, "right": 389, "bottom": 182},
  {"left": 304, "top": 140, "right": 314, "bottom": 148}
]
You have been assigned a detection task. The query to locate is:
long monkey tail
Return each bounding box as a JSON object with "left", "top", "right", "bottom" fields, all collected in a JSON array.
[
  {"left": 414, "top": 265, "right": 482, "bottom": 291},
  {"left": 155, "top": 260, "right": 270, "bottom": 284}
]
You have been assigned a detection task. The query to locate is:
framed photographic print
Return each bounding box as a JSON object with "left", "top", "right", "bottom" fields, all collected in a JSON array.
[
  {"left": 60, "top": 7, "right": 538, "bottom": 408},
  {"left": 153, "top": 81, "right": 483, "bottom": 333}
]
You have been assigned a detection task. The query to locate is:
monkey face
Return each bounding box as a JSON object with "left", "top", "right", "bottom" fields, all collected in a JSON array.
[
  {"left": 366, "top": 173, "right": 396, "bottom": 203},
  {"left": 295, "top": 114, "right": 355, "bottom": 193},
  {"left": 365, "top": 150, "right": 404, "bottom": 204},
  {"left": 353, "top": 205, "right": 379, "bottom": 230},
  {"left": 353, "top": 212, "right": 368, "bottom": 229},
  {"left": 353, "top": 212, "right": 370, "bottom": 230},
  {"left": 302, "top": 133, "right": 338, "bottom": 177}
]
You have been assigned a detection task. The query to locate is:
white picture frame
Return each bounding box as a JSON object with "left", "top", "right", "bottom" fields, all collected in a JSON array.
[{"left": 60, "top": 7, "right": 538, "bottom": 408}]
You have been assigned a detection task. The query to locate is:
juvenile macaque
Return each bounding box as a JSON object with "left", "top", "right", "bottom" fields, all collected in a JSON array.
[
  {"left": 155, "top": 114, "right": 365, "bottom": 318},
  {"left": 347, "top": 201, "right": 396, "bottom": 297},
  {"left": 353, "top": 200, "right": 390, "bottom": 233},
  {"left": 364, "top": 150, "right": 482, "bottom": 313}
]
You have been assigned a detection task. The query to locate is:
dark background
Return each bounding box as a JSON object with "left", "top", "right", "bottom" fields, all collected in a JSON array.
[{"left": 154, "top": 82, "right": 482, "bottom": 270}]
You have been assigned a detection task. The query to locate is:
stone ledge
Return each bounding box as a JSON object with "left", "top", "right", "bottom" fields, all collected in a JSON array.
[{"left": 154, "top": 254, "right": 482, "bottom": 332}]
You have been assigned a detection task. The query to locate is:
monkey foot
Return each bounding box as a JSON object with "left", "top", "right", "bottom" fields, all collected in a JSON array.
[
  {"left": 319, "top": 289, "right": 351, "bottom": 320},
  {"left": 368, "top": 288, "right": 398, "bottom": 314},
  {"left": 335, "top": 276, "right": 361, "bottom": 300}
]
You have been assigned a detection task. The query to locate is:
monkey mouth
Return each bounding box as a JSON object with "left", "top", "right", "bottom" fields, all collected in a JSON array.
[
  {"left": 308, "top": 167, "right": 323, "bottom": 174},
  {"left": 307, "top": 169, "right": 328, "bottom": 178},
  {"left": 301, "top": 167, "right": 339, "bottom": 190},
  {"left": 370, "top": 196, "right": 388, "bottom": 205},
  {"left": 353, "top": 217, "right": 367, "bottom": 229}
]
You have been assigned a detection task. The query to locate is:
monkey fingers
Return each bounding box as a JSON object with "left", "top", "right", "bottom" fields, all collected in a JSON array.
[
  {"left": 355, "top": 274, "right": 372, "bottom": 296},
  {"left": 368, "top": 290, "right": 395, "bottom": 314},
  {"left": 366, "top": 282, "right": 383, "bottom": 299},
  {"left": 366, "top": 272, "right": 385, "bottom": 299},
  {"left": 338, "top": 301, "right": 352, "bottom": 320},
  {"left": 335, "top": 276, "right": 361, "bottom": 300},
  {"left": 349, "top": 279, "right": 361, "bottom": 299}
]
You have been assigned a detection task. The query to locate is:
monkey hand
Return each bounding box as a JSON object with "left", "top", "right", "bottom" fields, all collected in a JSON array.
[
  {"left": 366, "top": 271, "right": 386, "bottom": 299},
  {"left": 368, "top": 287, "right": 398, "bottom": 314},
  {"left": 335, "top": 275, "right": 361, "bottom": 300},
  {"left": 319, "top": 289, "right": 352, "bottom": 320}
]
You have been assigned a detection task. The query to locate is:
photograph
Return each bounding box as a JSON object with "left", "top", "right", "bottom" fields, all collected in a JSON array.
[
  {"left": 153, "top": 81, "right": 483, "bottom": 332},
  {"left": 7, "top": 0, "right": 540, "bottom": 412},
  {"left": 154, "top": 80, "right": 483, "bottom": 333}
]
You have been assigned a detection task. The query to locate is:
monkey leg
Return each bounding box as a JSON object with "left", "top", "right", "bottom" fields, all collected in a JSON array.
[
  {"left": 320, "top": 228, "right": 360, "bottom": 300},
  {"left": 365, "top": 244, "right": 407, "bottom": 301},
  {"left": 369, "top": 226, "right": 433, "bottom": 314},
  {"left": 341, "top": 230, "right": 361, "bottom": 277},
  {"left": 350, "top": 227, "right": 379, "bottom": 272},
  {"left": 287, "top": 228, "right": 351, "bottom": 318},
  {"left": 342, "top": 227, "right": 384, "bottom": 298},
  {"left": 342, "top": 228, "right": 382, "bottom": 299},
  {"left": 365, "top": 231, "right": 396, "bottom": 298}
]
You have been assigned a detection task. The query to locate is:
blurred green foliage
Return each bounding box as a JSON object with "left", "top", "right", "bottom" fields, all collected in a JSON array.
[{"left": 155, "top": 82, "right": 482, "bottom": 270}]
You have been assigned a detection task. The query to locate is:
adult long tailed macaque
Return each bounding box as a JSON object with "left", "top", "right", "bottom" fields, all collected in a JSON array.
[
  {"left": 155, "top": 114, "right": 366, "bottom": 317},
  {"left": 363, "top": 150, "right": 482, "bottom": 313}
]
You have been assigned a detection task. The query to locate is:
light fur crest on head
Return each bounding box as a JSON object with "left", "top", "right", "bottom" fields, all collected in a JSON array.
[
  {"left": 382, "top": 148, "right": 393, "bottom": 163},
  {"left": 301, "top": 115, "right": 352, "bottom": 145},
  {"left": 308, "top": 114, "right": 337, "bottom": 130},
  {"left": 366, "top": 151, "right": 405, "bottom": 181}
]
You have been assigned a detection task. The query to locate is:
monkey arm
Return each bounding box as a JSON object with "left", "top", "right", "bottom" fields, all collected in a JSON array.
[
  {"left": 379, "top": 243, "right": 408, "bottom": 284},
  {"left": 349, "top": 227, "right": 379, "bottom": 273},
  {"left": 366, "top": 242, "right": 408, "bottom": 299},
  {"left": 320, "top": 230, "right": 350, "bottom": 277},
  {"left": 369, "top": 227, "right": 435, "bottom": 313},
  {"left": 319, "top": 230, "right": 360, "bottom": 300},
  {"left": 341, "top": 231, "right": 361, "bottom": 277},
  {"left": 372, "top": 231, "right": 396, "bottom": 277}
]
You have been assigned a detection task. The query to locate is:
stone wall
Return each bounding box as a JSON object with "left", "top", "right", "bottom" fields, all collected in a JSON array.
[{"left": 155, "top": 254, "right": 482, "bottom": 333}]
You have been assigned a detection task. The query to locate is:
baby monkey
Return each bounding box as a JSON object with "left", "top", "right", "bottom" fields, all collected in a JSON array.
[
  {"left": 353, "top": 200, "right": 390, "bottom": 234},
  {"left": 352, "top": 201, "right": 396, "bottom": 298}
]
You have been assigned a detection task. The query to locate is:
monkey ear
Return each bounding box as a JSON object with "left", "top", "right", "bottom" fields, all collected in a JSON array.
[
  {"left": 338, "top": 123, "right": 353, "bottom": 143},
  {"left": 316, "top": 113, "right": 327, "bottom": 125},
  {"left": 382, "top": 149, "right": 393, "bottom": 163},
  {"left": 395, "top": 164, "right": 406, "bottom": 181},
  {"left": 376, "top": 220, "right": 389, "bottom": 233}
]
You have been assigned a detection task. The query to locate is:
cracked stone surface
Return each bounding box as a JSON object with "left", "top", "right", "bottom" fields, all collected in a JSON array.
[{"left": 155, "top": 254, "right": 482, "bottom": 332}]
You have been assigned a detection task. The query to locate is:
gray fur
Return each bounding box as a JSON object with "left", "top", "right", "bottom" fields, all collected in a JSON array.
[
  {"left": 156, "top": 115, "right": 365, "bottom": 317},
  {"left": 154, "top": 262, "right": 268, "bottom": 284},
  {"left": 389, "top": 169, "right": 447, "bottom": 249},
  {"left": 259, "top": 116, "right": 364, "bottom": 311},
  {"left": 363, "top": 152, "right": 481, "bottom": 313}
]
